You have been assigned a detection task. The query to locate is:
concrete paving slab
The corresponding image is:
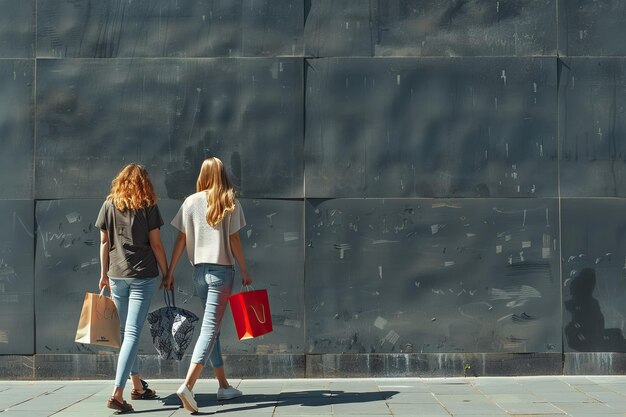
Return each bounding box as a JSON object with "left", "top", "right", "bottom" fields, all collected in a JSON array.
[
  {"left": 433, "top": 394, "right": 492, "bottom": 403},
  {"left": 537, "top": 391, "right": 597, "bottom": 402},
  {"left": 551, "top": 401, "right": 625, "bottom": 415},
  {"left": 520, "top": 382, "right": 581, "bottom": 393},
  {"left": 484, "top": 393, "right": 547, "bottom": 403},
  {"left": 1, "top": 376, "right": 626, "bottom": 416},
  {"left": 384, "top": 392, "right": 440, "bottom": 404},
  {"left": 441, "top": 401, "right": 507, "bottom": 415},
  {"left": 496, "top": 401, "right": 568, "bottom": 414},
  {"left": 376, "top": 383, "right": 431, "bottom": 393},
  {"left": 387, "top": 402, "right": 451, "bottom": 416},
  {"left": 603, "top": 401, "right": 626, "bottom": 410},
  {"left": 0, "top": 412, "right": 60, "bottom": 417},
  {"left": 274, "top": 404, "right": 333, "bottom": 415},
  {"left": 476, "top": 386, "right": 534, "bottom": 395},
  {"left": 427, "top": 384, "right": 481, "bottom": 395},
  {"left": 332, "top": 401, "right": 392, "bottom": 415},
  {"left": 50, "top": 412, "right": 116, "bottom": 417},
  {"left": 569, "top": 383, "right": 615, "bottom": 393}
]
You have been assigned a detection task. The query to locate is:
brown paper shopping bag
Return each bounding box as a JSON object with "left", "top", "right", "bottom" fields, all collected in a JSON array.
[{"left": 75, "top": 288, "right": 121, "bottom": 348}]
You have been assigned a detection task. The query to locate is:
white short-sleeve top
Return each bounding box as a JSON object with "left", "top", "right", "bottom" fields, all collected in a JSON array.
[{"left": 171, "top": 192, "right": 246, "bottom": 266}]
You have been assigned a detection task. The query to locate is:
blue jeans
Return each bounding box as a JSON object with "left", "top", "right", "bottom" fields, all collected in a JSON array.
[
  {"left": 190, "top": 263, "right": 234, "bottom": 368},
  {"left": 109, "top": 277, "right": 157, "bottom": 389}
]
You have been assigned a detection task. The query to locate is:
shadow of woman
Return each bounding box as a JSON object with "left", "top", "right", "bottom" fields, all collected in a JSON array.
[{"left": 161, "top": 389, "right": 400, "bottom": 415}]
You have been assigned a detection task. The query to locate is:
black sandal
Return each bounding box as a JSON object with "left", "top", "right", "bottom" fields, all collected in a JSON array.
[
  {"left": 131, "top": 387, "right": 157, "bottom": 400},
  {"left": 107, "top": 397, "right": 134, "bottom": 413}
]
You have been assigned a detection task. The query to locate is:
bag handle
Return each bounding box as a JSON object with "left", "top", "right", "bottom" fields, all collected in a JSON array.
[
  {"left": 249, "top": 304, "right": 266, "bottom": 323},
  {"left": 163, "top": 289, "right": 177, "bottom": 308},
  {"left": 240, "top": 284, "right": 255, "bottom": 292}
]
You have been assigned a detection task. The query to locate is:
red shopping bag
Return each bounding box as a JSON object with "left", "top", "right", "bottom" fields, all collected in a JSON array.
[{"left": 229, "top": 288, "right": 273, "bottom": 340}]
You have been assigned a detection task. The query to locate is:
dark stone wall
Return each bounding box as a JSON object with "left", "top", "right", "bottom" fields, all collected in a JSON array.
[{"left": 1, "top": 0, "right": 625, "bottom": 378}]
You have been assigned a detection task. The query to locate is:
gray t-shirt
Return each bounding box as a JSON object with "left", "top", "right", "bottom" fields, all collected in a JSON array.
[
  {"left": 171, "top": 192, "right": 245, "bottom": 266},
  {"left": 95, "top": 200, "right": 164, "bottom": 278}
]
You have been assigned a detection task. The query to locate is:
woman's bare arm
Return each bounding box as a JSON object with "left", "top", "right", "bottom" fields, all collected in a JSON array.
[
  {"left": 99, "top": 230, "right": 110, "bottom": 292},
  {"left": 230, "top": 231, "right": 252, "bottom": 286},
  {"left": 148, "top": 228, "right": 168, "bottom": 277},
  {"left": 163, "top": 231, "right": 186, "bottom": 290}
]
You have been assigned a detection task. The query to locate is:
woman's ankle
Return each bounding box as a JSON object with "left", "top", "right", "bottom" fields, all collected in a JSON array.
[{"left": 130, "top": 376, "right": 144, "bottom": 391}]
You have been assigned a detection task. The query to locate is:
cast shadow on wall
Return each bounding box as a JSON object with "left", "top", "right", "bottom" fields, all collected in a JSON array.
[{"left": 564, "top": 268, "right": 626, "bottom": 352}]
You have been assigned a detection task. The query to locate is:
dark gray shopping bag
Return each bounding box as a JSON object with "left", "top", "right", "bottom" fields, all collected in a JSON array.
[{"left": 147, "top": 290, "right": 198, "bottom": 360}]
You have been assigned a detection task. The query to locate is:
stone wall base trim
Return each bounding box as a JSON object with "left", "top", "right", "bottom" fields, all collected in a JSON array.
[
  {"left": 564, "top": 352, "right": 626, "bottom": 375},
  {"left": 306, "top": 353, "right": 563, "bottom": 378},
  {"left": 9, "top": 352, "right": 626, "bottom": 379},
  {"left": 30, "top": 353, "right": 305, "bottom": 380},
  {"left": 0, "top": 355, "right": 35, "bottom": 380},
  {"left": 134, "top": 353, "right": 306, "bottom": 379},
  {"left": 35, "top": 353, "right": 117, "bottom": 380}
]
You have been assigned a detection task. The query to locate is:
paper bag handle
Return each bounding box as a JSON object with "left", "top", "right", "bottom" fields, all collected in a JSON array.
[
  {"left": 98, "top": 286, "right": 112, "bottom": 298},
  {"left": 249, "top": 304, "right": 266, "bottom": 324}
]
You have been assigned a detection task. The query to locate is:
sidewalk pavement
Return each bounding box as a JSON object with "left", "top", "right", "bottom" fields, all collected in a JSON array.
[{"left": 0, "top": 376, "right": 625, "bottom": 417}]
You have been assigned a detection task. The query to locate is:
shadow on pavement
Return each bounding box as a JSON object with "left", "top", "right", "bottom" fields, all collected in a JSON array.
[
  {"left": 130, "top": 406, "right": 181, "bottom": 414},
  {"left": 160, "top": 389, "right": 400, "bottom": 415}
]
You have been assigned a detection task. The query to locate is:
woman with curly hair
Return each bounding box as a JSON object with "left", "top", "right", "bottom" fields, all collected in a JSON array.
[
  {"left": 164, "top": 157, "right": 252, "bottom": 413},
  {"left": 96, "top": 163, "right": 168, "bottom": 413}
]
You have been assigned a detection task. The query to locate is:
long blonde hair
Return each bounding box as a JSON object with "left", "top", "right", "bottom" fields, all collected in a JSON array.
[
  {"left": 107, "top": 163, "right": 157, "bottom": 212},
  {"left": 196, "top": 157, "right": 235, "bottom": 226}
]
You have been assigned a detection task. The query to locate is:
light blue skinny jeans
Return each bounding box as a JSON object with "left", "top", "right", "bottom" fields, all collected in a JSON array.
[
  {"left": 190, "top": 263, "right": 235, "bottom": 367},
  {"left": 109, "top": 277, "right": 158, "bottom": 389}
]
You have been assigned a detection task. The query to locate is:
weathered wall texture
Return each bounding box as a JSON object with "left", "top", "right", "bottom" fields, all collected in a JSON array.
[{"left": 0, "top": 0, "right": 625, "bottom": 378}]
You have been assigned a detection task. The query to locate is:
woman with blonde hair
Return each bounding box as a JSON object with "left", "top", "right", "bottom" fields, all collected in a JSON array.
[
  {"left": 96, "top": 163, "right": 168, "bottom": 413},
  {"left": 164, "top": 156, "right": 252, "bottom": 413}
]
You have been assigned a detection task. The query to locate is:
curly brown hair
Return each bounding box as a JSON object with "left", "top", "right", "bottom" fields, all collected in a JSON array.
[{"left": 107, "top": 163, "right": 157, "bottom": 212}]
